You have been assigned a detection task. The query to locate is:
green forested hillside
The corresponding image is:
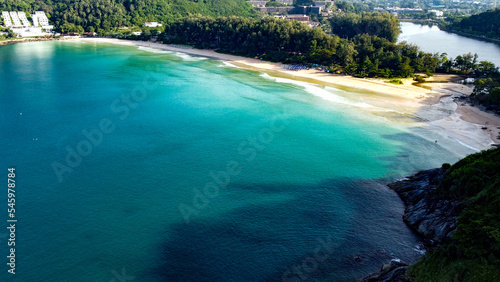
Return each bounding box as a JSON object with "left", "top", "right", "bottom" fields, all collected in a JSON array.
[
  {"left": 410, "top": 147, "right": 500, "bottom": 281},
  {"left": 0, "top": 0, "right": 255, "bottom": 32},
  {"left": 447, "top": 8, "right": 500, "bottom": 39}
]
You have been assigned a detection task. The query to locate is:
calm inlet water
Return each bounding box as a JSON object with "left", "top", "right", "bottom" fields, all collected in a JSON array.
[
  {"left": 0, "top": 42, "right": 466, "bottom": 281},
  {"left": 399, "top": 22, "right": 500, "bottom": 66}
]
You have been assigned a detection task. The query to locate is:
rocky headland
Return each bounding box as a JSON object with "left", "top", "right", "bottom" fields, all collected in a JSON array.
[{"left": 361, "top": 167, "right": 465, "bottom": 281}]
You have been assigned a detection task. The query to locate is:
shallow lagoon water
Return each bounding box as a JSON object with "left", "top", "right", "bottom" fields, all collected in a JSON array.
[{"left": 399, "top": 22, "right": 500, "bottom": 66}]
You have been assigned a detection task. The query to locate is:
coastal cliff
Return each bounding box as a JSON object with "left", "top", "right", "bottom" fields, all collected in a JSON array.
[
  {"left": 362, "top": 168, "right": 463, "bottom": 281},
  {"left": 388, "top": 168, "right": 465, "bottom": 245},
  {"left": 364, "top": 147, "right": 500, "bottom": 281}
]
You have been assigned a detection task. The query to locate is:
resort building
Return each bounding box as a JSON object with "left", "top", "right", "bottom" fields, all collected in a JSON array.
[
  {"left": 2, "top": 11, "right": 32, "bottom": 28},
  {"left": 32, "top": 13, "right": 39, "bottom": 27},
  {"left": 429, "top": 9, "right": 444, "bottom": 17},
  {"left": 9, "top": 11, "right": 22, "bottom": 27},
  {"left": 33, "top": 11, "right": 50, "bottom": 26},
  {"left": 32, "top": 11, "right": 54, "bottom": 32},
  {"left": 1, "top": 10, "right": 53, "bottom": 37},
  {"left": 248, "top": 1, "right": 267, "bottom": 7},
  {"left": 2, "top": 11, "right": 13, "bottom": 27},
  {"left": 256, "top": 7, "right": 294, "bottom": 13},
  {"left": 18, "top": 12, "right": 30, "bottom": 27},
  {"left": 285, "top": 14, "right": 310, "bottom": 22},
  {"left": 276, "top": 0, "right": 293, "bottom": 5},
  {"left": 145, "top": 22, "right": 162, "bottom": 27},
  {"left": 12, "top": 27, "right": 45, "bottom": 37}
]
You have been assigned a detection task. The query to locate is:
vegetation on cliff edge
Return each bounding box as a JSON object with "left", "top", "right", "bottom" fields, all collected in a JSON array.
[{"left": 409, "top": 147, "right": 500, "bottom": 281}]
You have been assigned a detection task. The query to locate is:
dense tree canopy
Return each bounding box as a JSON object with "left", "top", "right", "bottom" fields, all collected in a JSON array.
[
  {"left": 329, "top": 12, "right": 401, "bottom": 42},
  {"left": 447, "top": 8, "right": 500, "bottom": 40},
  {"left": 0, "top": 0, "right": 256, "bottom": 32},
  {"left": 161, "top": 16, "right": 493, "bottom": 79}
]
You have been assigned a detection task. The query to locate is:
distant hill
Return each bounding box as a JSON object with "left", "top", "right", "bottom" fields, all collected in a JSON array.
[
  {"left": 0, "top": 0, "right": 256, "bottom": 32},
  {"left": 447, "top": 8, "right": 500, "bottom": 40}
]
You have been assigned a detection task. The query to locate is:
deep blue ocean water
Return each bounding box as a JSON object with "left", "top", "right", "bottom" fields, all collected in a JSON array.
[{"left": 0, "top": 41, "right": 467, "bottom": 281}]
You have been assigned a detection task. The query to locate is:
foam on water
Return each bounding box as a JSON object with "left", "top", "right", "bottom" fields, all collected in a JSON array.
[
  {"left": 219, "top": 61, "right": 241, "bottom": 68},
  {"left": 174, "top": 52, "right": 208, "bottom": 61},
  {"left": 452, "top": 138, "right": 480, "bottom": 152},
  {"left": 325, "top": 86, "right": 347, "bottom": 93},
  {"left": 260, "top": 73, "right": 375, "bottom": 109},
  {"left": 391, "top": 258, "right": 401, "bottom": 263},
  {"left": 138, "top": 46, "right": 172, "bottom": 54},
  {"left": 413, "top": 244, "right": 427, "bottom": 255}
]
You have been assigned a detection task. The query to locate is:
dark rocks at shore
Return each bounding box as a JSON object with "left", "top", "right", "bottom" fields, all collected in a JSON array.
[
  {"left": 388, "top": 168, "right": 465, "bottom": 245},
  {"left": 361, "top": 260, "right": 411, "bottom": 282},
  {"left": 361, "top": 168, "right": 465, "bottom": 281}
]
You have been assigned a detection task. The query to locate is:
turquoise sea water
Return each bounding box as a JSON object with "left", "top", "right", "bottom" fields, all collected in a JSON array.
[{"left": 0, "top": 42, "right": 466, "bottom": 281}]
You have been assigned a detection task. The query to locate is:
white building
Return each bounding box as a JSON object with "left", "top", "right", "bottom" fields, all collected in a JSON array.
[
  {"left": 17, "top": 11, "right": 30, "bottom": 27},
  {"left": 12, "top": 27, "right": 44, "bottom": 37},
  {"left": 34, "top": 11, "right": 50, "bottom": 26},
  {"left": 2, "top": 11, "right": 13, "bottom": 27},
  {"left": 145, "top": 22, "right": 162, "bottom": 27},
  {"left": 32, "top": 11, "right": 53, "bottom": 32},
  {"left": 32, "top": 14, "right": 39, "bottom": 27},
  {"left": 429, "top": 10, "right": 444, "bottom": 17},
  {"left": 10, "top": 11, "right": 22, "bottom": 27},
  {"left": 276, "top": 0, "right": 293, "bottom": 5},
  {"left": 1, "top": 10, "right": 54, "bottom": 37}
]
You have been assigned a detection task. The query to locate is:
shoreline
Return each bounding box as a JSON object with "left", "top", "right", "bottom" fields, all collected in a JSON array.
[
  {"left": 75, "top": 38, "right": 500, "bottom": 153},
  {"left": 0, "top": 36, "right": 79, "bottom": 46},
  {"left": 442, "top": 27, "right": 500, "bottom": 46}
]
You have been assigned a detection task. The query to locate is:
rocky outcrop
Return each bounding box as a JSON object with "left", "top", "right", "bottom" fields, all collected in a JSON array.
[
  {"left": 361, "top": 168, "right": 465, "bottom": 281},
  {"left": 388, "top": 168, "right": 465, "bottom": 245},
  {"left": 361, "top": 261, "right": 411, "bottom": 282}
]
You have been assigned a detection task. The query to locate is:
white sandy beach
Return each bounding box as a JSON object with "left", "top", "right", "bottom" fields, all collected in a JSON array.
[{"left": 78, "top": 38, "right": 500, "bottom": 153}]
